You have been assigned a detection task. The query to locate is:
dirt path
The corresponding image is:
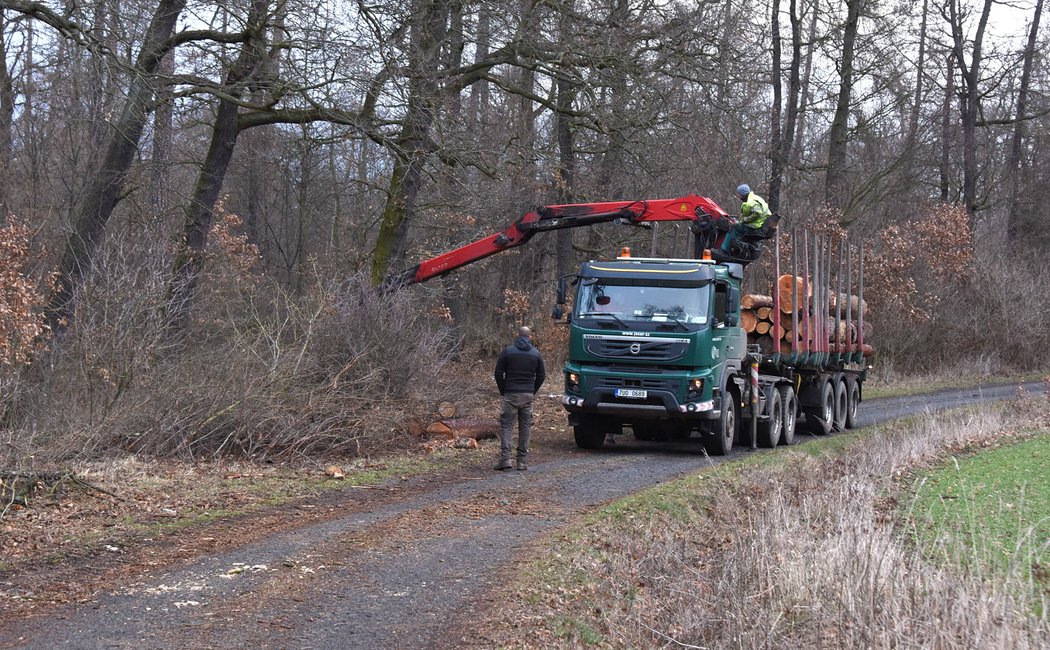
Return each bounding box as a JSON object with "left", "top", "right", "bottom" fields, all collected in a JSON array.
[{"left": 0, "top": 382, "right": 1042, "bottom": 649}]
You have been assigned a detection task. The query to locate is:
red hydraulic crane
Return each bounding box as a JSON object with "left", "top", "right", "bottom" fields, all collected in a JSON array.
[{"left": 382, "top": 195, "right": 733, "bottom": 291}]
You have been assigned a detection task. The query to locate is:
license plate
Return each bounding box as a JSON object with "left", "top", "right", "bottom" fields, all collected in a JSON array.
[{"left": 615, "top": 388, "right": 647, "bottom": 399}]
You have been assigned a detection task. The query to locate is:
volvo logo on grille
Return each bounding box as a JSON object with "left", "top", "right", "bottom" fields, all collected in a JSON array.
[{"left": 629, "top": 343, "right": 641, "bottom": 354}]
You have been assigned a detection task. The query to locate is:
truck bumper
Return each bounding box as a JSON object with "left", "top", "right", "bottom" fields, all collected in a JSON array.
[{"left": 562, "top": 390, "right": 718, "bottom": 420}]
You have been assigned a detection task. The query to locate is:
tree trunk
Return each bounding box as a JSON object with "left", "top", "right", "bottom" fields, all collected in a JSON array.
[
  {"left": 1006, "top": 0, "right": 1043, "bottom": 242},
  {"left": 371, "top": 0, "right": 448, "bottom": 284},
  {"left": 939, "top": 52, "right": 955, "bottom": 203},
  {"left": 554, "top": 0, "right": 577, "bottom": 280},
  {"left": 824, "top": 0, "right": 862, "bottom": 214},
  {"left": 165, "top": 0, "right": 269, "bottom": 330},
  {"left": 947, "top": 0, "right": 993, "bottom": 219},
  {"left": 0, "top": 9, "right": 13, "bottom": 216},
  {"left": 149, "top": 49, "right": 175, "bottom": 211},
  {"left": 44, "top": 0, "right": 187, "bottom": 333},
  {"left": 768, "top": 0, "right": 783, "bottom": 213},
  {"left": 770, "top": 0, "right": 803, "bottom": 214},
  {"left": 791, "top": 4, "right": 818, "bottom": 169}
]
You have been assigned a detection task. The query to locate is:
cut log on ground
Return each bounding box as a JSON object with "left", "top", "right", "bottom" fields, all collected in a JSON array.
[
  {"left": 425, "top": 418, "right": 499, "bottom": 440},
  {"left": 742, "top": 294, "right": 774, "bottom": 309},
  {"left": 437, "top": 401, "right": 457, "bottom": 418}
]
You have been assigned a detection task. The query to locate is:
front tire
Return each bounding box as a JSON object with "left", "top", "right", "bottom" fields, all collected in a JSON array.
[
  {"left": 703, "top": 392, "right": 737, "bottom": 456},
  {"left": 757, "top": 388, "right": 782, "bottom": 448},
  {"left": 574, "top": 422, "right": 606, "bottom": 449}
]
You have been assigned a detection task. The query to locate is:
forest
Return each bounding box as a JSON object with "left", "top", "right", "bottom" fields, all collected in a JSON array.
[{"left": 1, "top": 0, "right": 1048, "bottom": 462}]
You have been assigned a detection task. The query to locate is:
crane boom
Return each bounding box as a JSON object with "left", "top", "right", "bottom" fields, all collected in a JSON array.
[{"left": 383, "top": 195, "right": 730, "bottom": 290}]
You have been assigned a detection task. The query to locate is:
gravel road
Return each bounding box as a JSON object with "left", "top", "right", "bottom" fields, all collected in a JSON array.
[{"left": 0, "top": 381, "right": 1043, "bottom": 649}]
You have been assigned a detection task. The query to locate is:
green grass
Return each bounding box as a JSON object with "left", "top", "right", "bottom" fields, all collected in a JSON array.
[{"left": 907, "top": 432, "right": 1050, "bottom": 597}]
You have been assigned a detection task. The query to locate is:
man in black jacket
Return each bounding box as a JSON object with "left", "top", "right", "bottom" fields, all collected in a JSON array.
[{"left": 493, "top": 326, "right": 547, "bottom": 471}]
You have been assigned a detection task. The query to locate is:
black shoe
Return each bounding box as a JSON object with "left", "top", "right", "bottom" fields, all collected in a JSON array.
[
  {"left": 516, "top": 460, "right": 527, "bottom": 471},
  {"left": 494, "top": 459, "right": 512, "bottom": 470}
]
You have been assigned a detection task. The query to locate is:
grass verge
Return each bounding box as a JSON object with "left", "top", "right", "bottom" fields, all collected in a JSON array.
[
  {"left": 475, "top": 398, "right": 1050, "bottom": 649},
  {"left": 904, "top": 433, "right": 1049, "bottom": 612}
]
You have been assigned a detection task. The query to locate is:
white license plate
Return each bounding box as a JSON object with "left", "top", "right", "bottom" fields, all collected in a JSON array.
[{"left": 615, "top": 388, "right": 648, "bottom": 399}]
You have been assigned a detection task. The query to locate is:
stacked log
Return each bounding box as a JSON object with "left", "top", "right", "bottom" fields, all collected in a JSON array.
[{"left": 742, "top": 283, "right": 874, "bottom": 359}]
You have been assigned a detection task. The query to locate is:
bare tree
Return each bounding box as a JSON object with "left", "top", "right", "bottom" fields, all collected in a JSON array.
[
  {"left": 825, "top": 0, "right": 863, "bottom": 213},
  {"left": 1006, "top": 0, "right": 1044, "bottom": 242},
  {"left": 28, "top": 0, "right": 188, "bottom": 332},
  {"left": 944, "top": 0, "right": 994, "bottom": 218}
]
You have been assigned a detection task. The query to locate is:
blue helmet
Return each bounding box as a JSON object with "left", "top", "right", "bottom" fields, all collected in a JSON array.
[{"left": 736, "top": 184, "right": 751, "bottom": 198}]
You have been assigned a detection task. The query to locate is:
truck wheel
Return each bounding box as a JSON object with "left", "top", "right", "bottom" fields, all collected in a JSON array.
[
  {"left": 778, "top": 385, "right": 797, "bottom": 445},
  {"left": 703, "top": 393, "right": 737, "bottom": 456},
  {"left": 574, "top": 422, "right": 606, "bottom": 449},
  {"left": 803, "top": 380, "right": 833, "bottom": 435},
  {"left": 832, "top": 379, "right": 848, "bottom": 432},
  {"left": 845, "top": 380, "right": 861, "bottom": 429},
  {"left": 757, "top": 388, "right": 782, "bottom": 448}
]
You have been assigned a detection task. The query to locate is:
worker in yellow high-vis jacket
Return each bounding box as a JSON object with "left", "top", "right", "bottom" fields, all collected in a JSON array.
[{"left": 721, "top": 184, "right": 771, "bottom": 253}]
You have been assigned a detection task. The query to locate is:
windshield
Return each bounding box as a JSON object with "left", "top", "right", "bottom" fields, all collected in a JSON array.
[{"left": 574, "top": 280, "right": 709, "bottom": 329}]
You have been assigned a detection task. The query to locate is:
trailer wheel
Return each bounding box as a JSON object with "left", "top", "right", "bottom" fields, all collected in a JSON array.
[
  {"left": 778, "top": 385, "right": 797, "bottom": 445},
  {"left": 845, "top": 380, "right": 861, "bottom": 429},
  {"left": 832, "top": 379, "right": 848, "bottom": 432},
  {"left": 803, "top": 380, "right": 834, "bottom": 435},
  {"left": 573, "top": 422, "right": 606, "bottom": 449},
  {"left": 757, "top": 388, "right": 782, "bottom": 448},
  {"left": 703, "top": 393, "right": 737, "bottom": 456}
]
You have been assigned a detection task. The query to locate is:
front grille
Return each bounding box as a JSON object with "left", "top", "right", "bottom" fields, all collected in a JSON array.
[{"left": 583, "top": 336, "right": 689, "bottom": 361}]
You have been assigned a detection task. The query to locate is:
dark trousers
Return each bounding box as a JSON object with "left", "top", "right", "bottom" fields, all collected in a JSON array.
[
  {"left": 721, "top": 223, "right": 759, "bottom": 251},
  {"left": 499, "top": 393, "right": 534, "bottom": 460}
]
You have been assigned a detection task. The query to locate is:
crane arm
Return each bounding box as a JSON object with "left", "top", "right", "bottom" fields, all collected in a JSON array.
[{"left": 383, "top": 195, "right": 730, "bottom": 290}]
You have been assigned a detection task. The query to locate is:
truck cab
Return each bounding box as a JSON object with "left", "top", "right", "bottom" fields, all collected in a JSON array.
[{"left": 561, "top": 256, "right": 747, "bottom": 450}]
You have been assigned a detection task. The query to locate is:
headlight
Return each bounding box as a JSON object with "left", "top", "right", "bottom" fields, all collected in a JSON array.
[
  {"left": 689, "top": 378, "right": 704, "bottom": 393},
  {"left": 566, "top": 372, "right": 580, "bottom": 392}
]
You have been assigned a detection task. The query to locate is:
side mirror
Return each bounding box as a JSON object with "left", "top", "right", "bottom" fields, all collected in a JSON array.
[
  {"left": 726, "top": 286, "right": 740, "bottom": 327},
  {"left": 556, "top": 276, "right": 569, "bottom": 305}
]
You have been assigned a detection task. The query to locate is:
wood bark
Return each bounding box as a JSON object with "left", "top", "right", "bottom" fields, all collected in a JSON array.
[
  {"left": 741, "top": 294, "right": 774, "bottom": 309},
  {"left": 425, "top": 418, "right": 498, "bottom": 440},
  {"left": 43, "top": 0, "right": 187, "bottom": 333}
]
